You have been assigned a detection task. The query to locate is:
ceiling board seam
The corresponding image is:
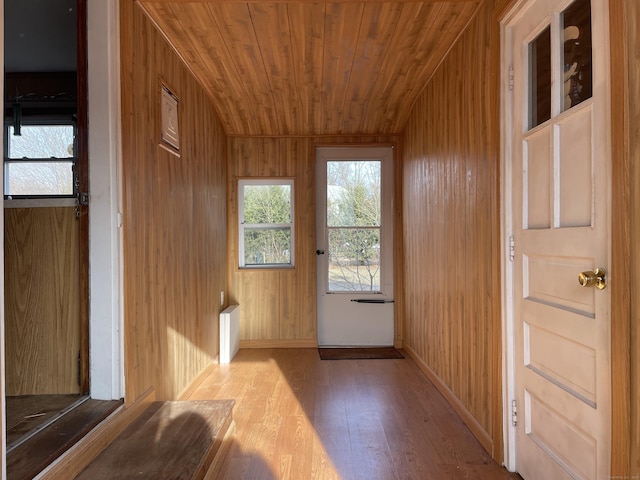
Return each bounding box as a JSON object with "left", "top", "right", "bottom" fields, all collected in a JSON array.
[
  {"left": 341, "top": 5, "right": 367, "bottom": 133},
  {"left": 321, "top": 4, "right": 328, "bottom": 135},
  {"left": 357, "top": 2, "right": 404, "bottom": 134},
  {"left": 205, "top": 3, "right": 263, "bottom": 134},
  {"left": 247, "top": 4, "right": 282, "bottom": 135},
  {"left": 285, "top": 4, "right": 302, "bottom": 133}
]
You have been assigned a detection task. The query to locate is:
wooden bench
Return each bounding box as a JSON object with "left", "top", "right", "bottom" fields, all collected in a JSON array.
[{"left": 75, "top": 400, "right": 235, "bottom": 480}]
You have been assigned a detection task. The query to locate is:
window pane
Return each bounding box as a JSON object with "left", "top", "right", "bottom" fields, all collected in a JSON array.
[
  {"left": 8, "top": 125, "right": 74, "bottom": 159},
  {"left": 328, "top": 228, "right": 380, "bottom": 291},
  {"left": 244, "top": 227, "right": 291, "bottom": 265},
  {"left": 561, "top": 0, "right": 592, "bottom": 111},
  {"left": 327, "top": 161, "right": 380, "bottom": 227},
  {"left": 243, "top": 185, "right": 291, "bottom": 224},
  {"left": 529, "top": 26, "right": 551, "bottom": 129},
  {"left": 5, "top": 161, "right": 74, "bottom": 196}
]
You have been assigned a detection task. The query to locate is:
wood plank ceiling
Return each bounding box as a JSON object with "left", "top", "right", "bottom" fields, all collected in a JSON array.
[{"left": 138, "top": 1, "right": 480, "bottom": 136}]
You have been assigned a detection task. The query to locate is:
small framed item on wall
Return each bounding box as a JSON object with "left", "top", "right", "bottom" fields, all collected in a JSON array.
[{"left": 160, "top": 83, "right": 180, "bottom": 155}]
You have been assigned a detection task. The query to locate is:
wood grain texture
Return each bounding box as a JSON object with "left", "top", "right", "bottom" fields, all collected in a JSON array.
[
  {"left": 4, "top": 208, "right": 81, "bottom": 395},
  {"left": 120, "top": 0, "right": 228, "bottom": 402},
  {"left": 624, "top": 0, "right": 640, "bottom": 475},
  {"left": 610, "top": 0, "right": 632, "bottom": 477},
  {"left": 6, "top": 398, "right": 121, "bottom": 480},
  {"left": 188, "top": 348, "right": 520, "bottom": 480},
  {"left": 138, "top": 1, "right": 480, "bottom": 136},
  {"left": 76, "top": 0, "right": 90, "bottom": 395},
  {"left": 76, "top": 400, "right": 235, "bottom": 480},
  {"left": 226, "top": 136, "right": 401, "bottom": 345},
  {"left": 401, "top": 0, "right": 501, "bottom": 460},
  {"left": 38, "top": 389, "right": 155, "bottom": 480}
]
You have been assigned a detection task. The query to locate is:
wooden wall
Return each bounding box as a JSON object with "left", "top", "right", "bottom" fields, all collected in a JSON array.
[
  {"left": 4, "top": 207, "right": 80, "bottom": 395},
  {"left": 616, "top": 0, "right": 640, "bottom": 475},
  {"left": 401, "top": 0, "right": 502, "bottom": 460},
  {"left": 400, "top": 0, "right": 636, "bottom": 469},
  {"left": 629, "top": 0, "right": 640, "bottom": 471},
  {"left": 227, "top": 136, "right": 403, "bottom": 347},
  {"left": 120, "top": 0, "right": 227, "bottom": 402}
]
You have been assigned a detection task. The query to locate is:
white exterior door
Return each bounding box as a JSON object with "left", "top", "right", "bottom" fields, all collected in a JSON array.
[
  {"left": 504, "top": 0, "right": 611, "bottom": 478},
  {"left": 316, "top": 147, "right": 394, "bottom": 346}
]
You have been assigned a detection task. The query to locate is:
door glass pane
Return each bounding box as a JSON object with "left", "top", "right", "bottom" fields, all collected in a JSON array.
[
  {"left": 326, "top": 160, "right": 382, "bottom": 292},
  {"left": 328, "top": 228, "right": 380, "bottom": 291},
  {"left": 561, "top": 0, "right": 592, "bottom": 112},
  {"left": 529, "top": 26, "right": 551, "bottom": 129},
  {"left": 327, "top": 161, "right": 380, "bottom": 227}
]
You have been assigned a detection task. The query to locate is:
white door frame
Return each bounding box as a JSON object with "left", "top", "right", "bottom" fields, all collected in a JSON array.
[
  {"left": 500, "top": 2, "right": 519, "bottom": 470},
  {"left": 316, "top": 146, "right": 395, "bottom": 347},
  {"left": 87, "top": 0, "right": 125, "bottom": 401}
]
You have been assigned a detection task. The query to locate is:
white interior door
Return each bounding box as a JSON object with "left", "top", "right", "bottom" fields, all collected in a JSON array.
[
  {"left": 505, "top": 0, "right": 611, "bottom": 478},
  {"left": 316, "top": 147, "right": 394, "bottom": 347}
]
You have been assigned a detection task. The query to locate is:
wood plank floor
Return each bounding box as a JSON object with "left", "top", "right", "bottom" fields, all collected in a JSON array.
[
  {"left": 76, "top": 400, "right": 235, "bottom": 479},
  {"left": 189, "top": 348, "right": 521, "bottom": 480},
  {"left": 6, "top": 394, "right": 84, "bottom": 447},
  {"left": 7, "top": 398, "right": 122, "bottom": 480}
]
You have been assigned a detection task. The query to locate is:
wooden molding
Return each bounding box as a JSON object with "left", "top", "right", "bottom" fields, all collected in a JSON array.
[
  {"left": 35, "top": 389, "right": 156, "bottom": 480},
  {"left": 178, "top": 361, "right": 217, "bottom": 401},
  {"left": 239, "top": 339, "right": 317, "bottom": 349},
  {"left": 203, "top": 420, "right": 236, "bottom": 480},
  {"left": 404, "top": 344, "right": 493, "bottom": 456}
]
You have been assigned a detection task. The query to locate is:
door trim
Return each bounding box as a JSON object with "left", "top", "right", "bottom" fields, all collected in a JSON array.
[
  {"left": 500, "top": 5, "right": 518, "bottom": 469},
  {"left": 315, "top": 146, "right": 395, "bottom": 347},
  {"left": 87, "top": 0, "right": 125, "bottom": 401}
]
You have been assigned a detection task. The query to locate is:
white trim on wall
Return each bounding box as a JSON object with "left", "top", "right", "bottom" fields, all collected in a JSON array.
[{"left": 87, "top": 0, "right": 124, "bottom": 400}]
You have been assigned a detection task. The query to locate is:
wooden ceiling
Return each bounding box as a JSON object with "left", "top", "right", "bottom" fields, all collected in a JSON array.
[{"left": 138, "top": 0, "right": 480, "bottom": 136}]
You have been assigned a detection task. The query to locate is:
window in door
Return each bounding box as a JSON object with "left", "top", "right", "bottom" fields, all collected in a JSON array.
[
  {"left": 4, "top": 123, "right": 77, "bottom": 198},
  {"left": 326, "top": 160, "right": 381, "bottom": 292}
]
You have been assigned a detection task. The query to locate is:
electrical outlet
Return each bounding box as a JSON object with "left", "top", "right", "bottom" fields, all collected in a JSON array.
[{"left": 220, "top": 291, "right": 225, "bottom": 306}]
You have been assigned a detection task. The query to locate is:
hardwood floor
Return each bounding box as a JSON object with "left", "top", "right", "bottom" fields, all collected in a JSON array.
[{"left": 189, "top": 348, "right": 521, "bottom": 480}]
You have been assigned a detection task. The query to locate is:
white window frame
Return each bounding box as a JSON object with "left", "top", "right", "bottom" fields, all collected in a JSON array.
[{"left": 238, "top": 178, "right": 295, "bottom": 268}]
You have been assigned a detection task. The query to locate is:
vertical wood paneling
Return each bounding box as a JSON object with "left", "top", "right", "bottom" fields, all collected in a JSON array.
[
  {"left": 227, "top": 135, "right": 400, "bottom": 346},
  {"left": 610, "top": 0, "right": 631, "bottom": 476},
  {"left": 401, "top": 0, "right": 501, "bottom": 459},
  {"left": 120, "top": 0, "right": 227, "bottom": 402},
  {"left": 624, "top": 1, "right": 640, "bottom": 474},
  {"left": 4, "top": 208, "right": 80, "bottom": 395}
]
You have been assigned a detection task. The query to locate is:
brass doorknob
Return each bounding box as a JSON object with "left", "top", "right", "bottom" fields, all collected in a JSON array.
[{"left": 578, "top": 268, "right": 607, "bottom": 290}]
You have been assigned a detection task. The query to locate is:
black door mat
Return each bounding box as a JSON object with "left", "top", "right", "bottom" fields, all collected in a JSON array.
[{"left": 318, "top": 347, "right": 404, "bottom": 360}]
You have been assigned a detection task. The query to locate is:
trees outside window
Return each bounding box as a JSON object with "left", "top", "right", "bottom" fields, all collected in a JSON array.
[
  {"left": 239, "top": 179, "right": 294, "bottom": 268},
  {"left": 326, "top": 160, "right": 381, "bottom": 291}
]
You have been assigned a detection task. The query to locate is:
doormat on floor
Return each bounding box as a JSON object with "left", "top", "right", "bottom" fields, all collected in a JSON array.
[{"left": 318, "top": 347, "right": 404, "bottom": 360}]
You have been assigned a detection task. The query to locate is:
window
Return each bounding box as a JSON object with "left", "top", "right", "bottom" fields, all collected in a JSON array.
[
  {"left": 4, "top": 123, "right": 76, "bottom": 198},
  {"left": 239, "top": 178, "right": 294, "bottom": 268},
  {"left": 326, "top": 160, "right": 382, "bottom": 291}
]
